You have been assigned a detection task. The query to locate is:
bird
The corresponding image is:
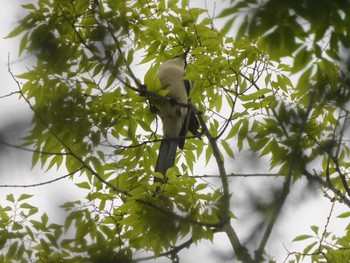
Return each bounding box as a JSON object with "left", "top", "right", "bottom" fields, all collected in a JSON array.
[{"left": 153, "top": 51, "right": 200, "bottom": 183}]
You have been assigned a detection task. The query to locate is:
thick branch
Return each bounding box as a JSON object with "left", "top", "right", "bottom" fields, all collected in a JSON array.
[
  {"left": 195, "top": 109, "right": 230, "bottom": 217},
  {"left": 194, "top": 106, "right": 252, "bottom": 261},
  {"left": 223, "top": 223, "right": 254, "bottom": 263}
]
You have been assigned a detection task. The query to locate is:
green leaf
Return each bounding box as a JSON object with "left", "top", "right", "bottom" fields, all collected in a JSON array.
[
  {"left": 76, "top": 182, "right": 91, "bottom": 190},
  {"left": 292, "top": 47, "right": 311, "bottom": 73},
  {"left": 240, "top": 88, "right": 271, "bottom": 101},
  {"left": 317, "top": 60, "right": 339, "bottom": 89},
  {"left": 12, "top": 222, "right": 23, "bottom": 231},
  {"left": 40, "top": 238, "right": 50, "bottom": 252},
  {"left": 258, "top": 25, "right": 298, "bottom": 60},
  {"left": 194, "top": 183, "right": 207, "bottom": 192},
  {"left": 25, "top": 226, "right": 35, "bottom": 240},
  {"left": 205, "top": 145, "right": 213, "bottom": 166},
  {"left": 237, "top": 119, "right": 248, "bottom": 151},
  {"left": 303, "top": 241, "right": 317, "bottom": 255},
  {"left": 18, "top": 194, "right": 33, "bottom": 202},
  {"left": 32, "top": 151, "right": 40, "bottom": 169},
  {"left": 75, "top": 0, "right": 89, "bottom": 13},
  {"left": 221, "top": 140, "right": 235, "bottom": 158},
  {"left": 45, "top": 155, "right": 59, "bottom": 171},
  {"left": 226, "top": 118, "right": 243, "bottom": 140},
  {"left": 217, "top": 6, "right": 239, "bottom": 18},
  {"left": 292, "top": 234, "right": 313, "bottom": 242},
  {"left": 6, "top": 194, "right": 15, "bottom": 203},
  {"left": 7, "top": 241, "right": 18, "bottom": 258},
  {"left": 310, "top": 225, "right": 319, "bottom": 235},
  {"left": 20, "top": 202, "right": 37, "bottom": 210},
  {"left": 326, "top": 248, "right": 350, "bottom": 263},
  {"left": 21, "top": 3, "right": 36, "bottom": 9},
  {"left": 337, "top": 211, "right": 350, "bottom": 218},
  {"left": 46, "top": 233, "right": 59, "bottom": 248},
  {"left": 0, "top": 231, "right": 8, "bottom": 250},
  {"left": 220, "top": 18, "right": 235, "bottom": 36},
  {"left": 41, "top": 213, "right": 48, "bottom": 227},
  {"left": 5, "top": 25, "right": 25, "bottom": 39},
  {"left": 19, "top": 32, "right": 29, "bottom": 56}
]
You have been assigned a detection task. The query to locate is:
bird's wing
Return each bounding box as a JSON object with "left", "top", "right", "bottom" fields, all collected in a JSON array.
[{"left": 178, "top": 79, "right": 200, "bottom": 149}]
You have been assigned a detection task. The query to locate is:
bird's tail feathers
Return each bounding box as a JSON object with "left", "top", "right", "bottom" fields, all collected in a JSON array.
[{"left": 154, "top": 139, "right": 178, "bottom": 183}]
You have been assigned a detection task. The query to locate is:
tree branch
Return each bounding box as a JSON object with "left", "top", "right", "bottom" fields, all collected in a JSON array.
[
  {"left": 319, "top": 200, "right": 335, "bottom": 250},
  {"left": 192, "top": 173, "right": 282, "bottom": 178},
  {"left": 304, "top": 170, "right": 350, "bottom": 207},
  {"left": 0, "top": 168, "right": 82, "bottom": 188},
  {"left": 195, "top": 109, "right": 230, "bottom": 217},
  {"left": 133, "top": 237, "right": 193, "bottom": 262},
  {"left": 255, "top": 92, "right": 315, "bottom": 261},
  {"left": 0, "top": 91, "right": 20, "bottom": 99},
  {"left": 223, "top": 223, "right": 254, "bottom": 262},
  {"left": 0, "top": 141, "right": 69, "bottom": 155},
  {"left": 194, "top": 106, "right": 252, "bottom": 261},
  {"left": 303, "top": 113, "right": 350, "bottom": 204},
  {"left": 333, "top": 111, "right": 350, "bottom": 197}
]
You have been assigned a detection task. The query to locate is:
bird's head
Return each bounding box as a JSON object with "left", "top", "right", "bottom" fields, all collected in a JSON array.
[{"left": 169, "top": 48, "right": 191, "bottom": 68}]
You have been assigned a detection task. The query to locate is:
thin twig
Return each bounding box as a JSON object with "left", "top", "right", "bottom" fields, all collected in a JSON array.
[
  {"left": 0, "top": 168, "right": 82, "bottom": 188},
  {"left": 0, "top": 141, "right": 69, "bottom": 155},
  {"left": 0, "top": 91, "right": 20, "bottom": 99},
  {"left": 133, "top": 238, "right": 193, "bottom": 262},
  {"left": 305, "top": 170, "right": 350, "bottom": 207},
  {"left": 191, "top": 173, "right": 282, "bottom": 178},
  {"left": 319, "top": 200, "right": 335, "bottom": 249},
  {"left": 333, "top": 111, "right": 350, "bottom": 197}
]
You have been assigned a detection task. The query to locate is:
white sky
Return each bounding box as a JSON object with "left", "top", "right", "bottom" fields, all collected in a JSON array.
[{"left": 0, "top": 1, "right": 348, "bottom": 263}]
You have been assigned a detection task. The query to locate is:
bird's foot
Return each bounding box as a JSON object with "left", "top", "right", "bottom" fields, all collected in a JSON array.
[{"left": 169, "top": 97, "right": 179, "bottom": 106}]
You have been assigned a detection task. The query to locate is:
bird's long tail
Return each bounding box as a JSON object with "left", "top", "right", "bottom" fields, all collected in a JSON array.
[{"left": 154, "top": 139, "right": 178, "bottom": 183}]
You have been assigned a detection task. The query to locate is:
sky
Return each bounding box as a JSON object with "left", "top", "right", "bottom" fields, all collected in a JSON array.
[{"left": 0, "top": 1, "right": 348, "bottom": 263}]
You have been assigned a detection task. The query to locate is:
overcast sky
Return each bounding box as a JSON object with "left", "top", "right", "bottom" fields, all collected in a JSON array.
[{"left": 0, "top": 2, "right": 348, "bottom": 263}]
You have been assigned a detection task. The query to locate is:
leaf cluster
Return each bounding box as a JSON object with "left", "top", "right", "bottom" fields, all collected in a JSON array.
[{"left": 291, "top": 211, "right": 350, "bottom": 263}]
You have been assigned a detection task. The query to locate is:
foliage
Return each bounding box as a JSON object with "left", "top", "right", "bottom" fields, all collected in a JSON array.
[
  {"left": 1, "top": 0, "right": 350, "bottom": 262},
  {"left": 291, "top": 207, "right": 350, "bottom": 263},
  {"left": 0, "top": 193, "right": 132, "bottom": 262}
]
